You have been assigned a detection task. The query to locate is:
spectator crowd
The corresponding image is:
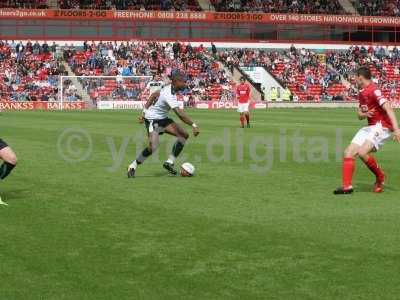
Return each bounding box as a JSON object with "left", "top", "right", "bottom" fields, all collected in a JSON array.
[
  {"left": 219, "top": 46, "right": 346, "bottom": 101},
  {"left": 352, "top": 0, "right": 400, "bottom": 16},
  {"left": 63, "top": 41, "right": 233, "bottom": 103},
  {"left": 3, "top": 40, "right": 400, "bottom": 104},
  {"left": 58, "top": 0, "right": 201, "bottom": 10},
  {"left": 327, "top": 45, "right": 400, "bottom": 101},
  {"left": 0, "top": 40, "right": 65, "bottom": 102},
  {"left": 0, "top": 0, "right": 47, "bottom": 8},
  {"left": 211, "top": 0, "right": 345, "bottom": 14},
  {"left": 0, "top": 0, "right": 399, "bottom": 19},
  {"left": 2, "top": 0, "right": 398, "bottom": 16}
]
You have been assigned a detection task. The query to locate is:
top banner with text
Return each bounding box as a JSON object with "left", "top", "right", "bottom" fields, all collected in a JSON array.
[{"left": 1, "top": 9, "right": 400, "bottom": 27}]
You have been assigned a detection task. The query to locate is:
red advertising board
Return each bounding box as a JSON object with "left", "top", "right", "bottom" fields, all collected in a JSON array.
[
  {"left": 1, "top": 9, "right": 400, "bottom": 27},
  {"left": 97, "top": 100, "right": 266, "bottom": 110},
  {"left": 195, "top": 101, "right": 267, "bottom": 109},
  {"left": 0, "top": 101, "right": 86, "bottom": 110}
]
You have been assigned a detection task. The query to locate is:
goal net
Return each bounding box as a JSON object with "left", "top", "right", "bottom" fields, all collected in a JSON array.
[{"left": 59, "top": 75, "right": 153, "bottom": 109}]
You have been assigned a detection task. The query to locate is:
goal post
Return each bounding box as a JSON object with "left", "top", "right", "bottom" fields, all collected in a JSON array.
[{"left": 59, "top": 75, "right": 153, "bottom": 109}]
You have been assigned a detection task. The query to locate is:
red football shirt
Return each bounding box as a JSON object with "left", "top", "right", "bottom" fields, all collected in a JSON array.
[
  {"left": 359, "top": 83, "right": 393, "bottom": 130},
  {"left": 236, "top": 83, "right": 250, "bottom": 103}
]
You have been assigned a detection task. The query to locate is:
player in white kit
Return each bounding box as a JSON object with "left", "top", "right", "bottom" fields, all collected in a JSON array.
[{"left": 127, "top": 70, "right": 200, "bottom": 177}]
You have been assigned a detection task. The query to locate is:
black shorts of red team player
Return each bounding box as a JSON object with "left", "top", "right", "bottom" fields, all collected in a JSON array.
[{"left": 0, "top": 138, "right": 8, "bottom": 150}]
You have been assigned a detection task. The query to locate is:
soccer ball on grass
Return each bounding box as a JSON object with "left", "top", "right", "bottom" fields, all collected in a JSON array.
[{"left": 180, "top": 162, "right": 195, "bottom": 177}]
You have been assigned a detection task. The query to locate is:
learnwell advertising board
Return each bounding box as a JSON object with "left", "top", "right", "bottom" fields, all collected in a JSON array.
[{"left": 97, "top": 101, "right": 184, "bottom": 110}]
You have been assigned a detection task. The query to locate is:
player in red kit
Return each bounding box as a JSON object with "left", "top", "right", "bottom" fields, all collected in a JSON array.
[
  {"left": 334, "top": 67, "right": 400, "bottom": 195},
  {"left": 236, "top": 77, "right": 251, "bottom": 128}
]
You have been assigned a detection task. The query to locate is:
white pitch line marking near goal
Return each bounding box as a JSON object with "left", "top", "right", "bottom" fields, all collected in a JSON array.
[{"left": 0, "top": 197, "right": 8, "bottom": 206}]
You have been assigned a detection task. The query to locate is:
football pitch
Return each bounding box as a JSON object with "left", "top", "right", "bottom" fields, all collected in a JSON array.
[{"left": 1, "top": 109, "right": 400, "bottom": 299}]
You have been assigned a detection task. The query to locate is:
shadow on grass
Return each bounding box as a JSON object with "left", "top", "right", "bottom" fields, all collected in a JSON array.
[
  {"left": 356, "top": 182, "right": 398, "bottom": 193},
  {"left": 133, "top": 172, "right": 174, "bottom": 178},
  {"left": 0, "top": 188, "right": 31, "bottom": 202},
  {"left": 131, "top": 172, "right": 201, "bottom": 179}
]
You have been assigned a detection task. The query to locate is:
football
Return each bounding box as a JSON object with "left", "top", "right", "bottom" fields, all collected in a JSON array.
[{"left": 180, "top": 162, "right": 195, "bottom": 177}]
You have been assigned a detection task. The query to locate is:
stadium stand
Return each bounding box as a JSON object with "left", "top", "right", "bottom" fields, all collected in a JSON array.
[
  {"left": 4, "top": 39, "right": 400, "bottom": 103},
  {"left": 1, "top": 0, "right": 396, "bottom": 17},
  {"left": 210, "top": 0, "right": 345, "bottom": 14},
  {"left": 327, "top": 45, "right": 400, "bottom": 102},
  {"left": 64, "top": 41, "right": 233, "bottom": 103},
  {"left": 219, "top": 47, "right": 348, "bottom": 101},
  {"left": 0, "top": 41, "right": 64, "bottom": 102},
  {"left": 0, "top": 0, "right": 48, "bottom": 8},
  {"left": 351, "top": 0, "right": 400, "bottom": 16},
  {"left": 0, "top": 0, "right": 397, "bottom": 16},
  {"left": 58, "top": 0, "right": 202, "bottom": 10}
]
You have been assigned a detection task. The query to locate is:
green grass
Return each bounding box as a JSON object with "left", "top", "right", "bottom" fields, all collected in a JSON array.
[{"left": 1, "top": 109, "right": 400, "bottom": 300}]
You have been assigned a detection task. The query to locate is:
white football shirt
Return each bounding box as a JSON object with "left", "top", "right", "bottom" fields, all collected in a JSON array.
[{"left": 145, "top": 84, "right": 180, "bottom": 120}]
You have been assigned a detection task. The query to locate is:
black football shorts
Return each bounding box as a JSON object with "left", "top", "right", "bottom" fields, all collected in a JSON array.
[
  {"left": 144, "top": 118, "right": 175, "bottom": 135},
  {"left": 0, "top": 138, "right": 8, "bottom": 150}
]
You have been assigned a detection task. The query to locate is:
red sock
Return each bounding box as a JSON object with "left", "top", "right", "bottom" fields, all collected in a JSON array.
[
  {"left": 342, "top": 157, "right": 355, "bottom": 189},
  {"left": 245, "top": 114, "right": 250, "bottom": 124},
  {"left": 363, "top": 155, "right": 384, "bottom": 181},
  {"left": 240, "top": 115, "right": 245, "bottom": 126}
]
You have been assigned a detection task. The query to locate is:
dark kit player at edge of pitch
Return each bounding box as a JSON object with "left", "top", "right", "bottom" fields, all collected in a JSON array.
[
  {"left": 127, "top": 70, "right": 200, "bottom": 178},
  {"left": 334, "top": 66, "right": 400, "bottom": 195},
  {"left": 0, "top": 138, "right": 17, "bottom": 205}
]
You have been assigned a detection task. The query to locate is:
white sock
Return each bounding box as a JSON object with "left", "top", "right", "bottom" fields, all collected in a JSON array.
[
  {"left": 166, "top": 155, "right": 176, "bottom": 164},
  {"left": 129, "top": 160, "right": 138, "bottom": 170}
]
